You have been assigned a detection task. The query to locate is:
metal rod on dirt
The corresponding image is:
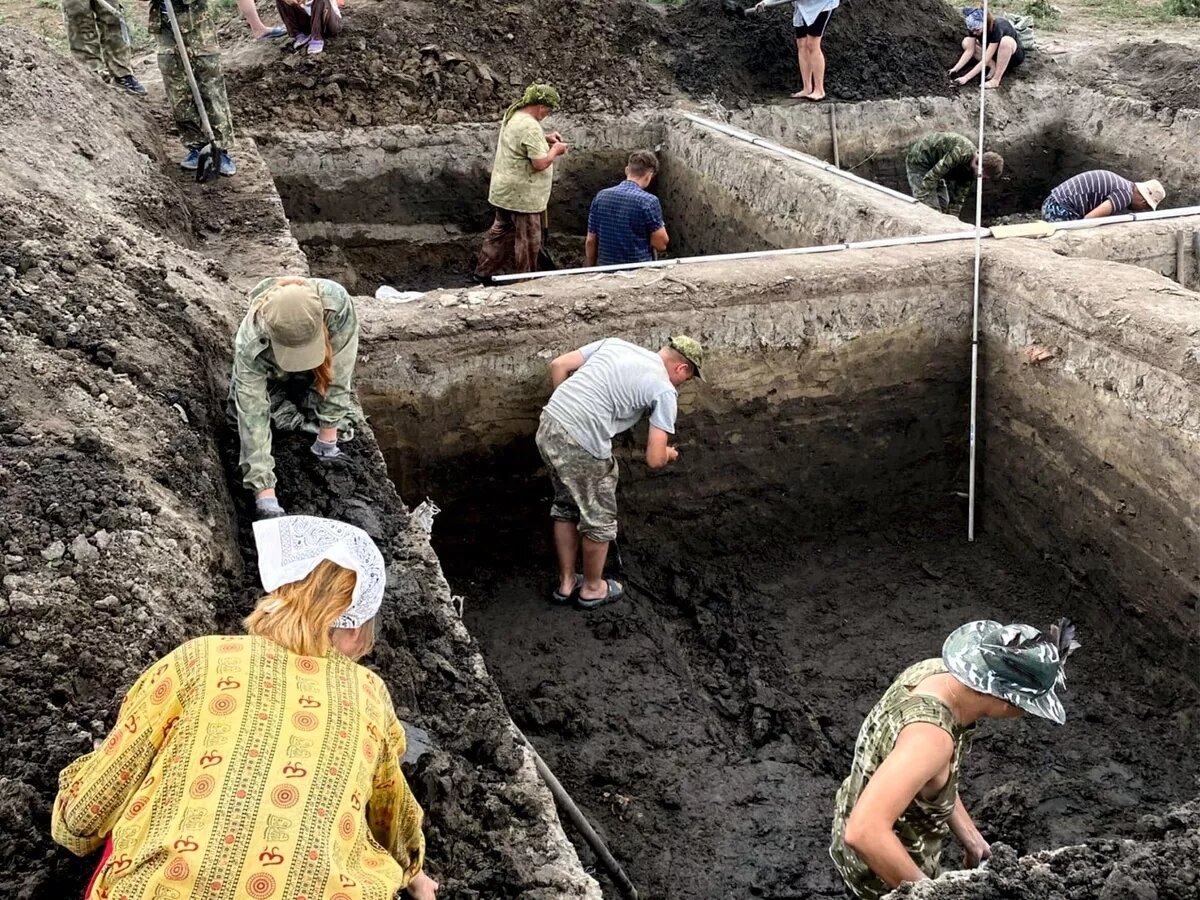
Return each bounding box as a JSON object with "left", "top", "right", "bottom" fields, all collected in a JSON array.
[
  {"left": 830, "top": 105, "right": 840, "bottom": 169},
  {"left": 966, "top": 0, "right": 989, "bottom": 543},
  {"left": 516, "top": 727, "right": 640, "bottom": 899}
]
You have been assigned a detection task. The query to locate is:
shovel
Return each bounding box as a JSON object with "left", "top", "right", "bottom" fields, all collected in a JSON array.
[
  {"left": 160, "top": 0, "right": 222, "bottom": 182},
  {"left": 725, "top": 0, "right": 792, "bottom": 17},
  {"left": 537, "top": 209, "right": 557, "bottom": 272}
]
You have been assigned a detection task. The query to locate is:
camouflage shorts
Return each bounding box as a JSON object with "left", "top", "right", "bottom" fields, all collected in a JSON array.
[{"left": 535, "top": 414, "right": 618, "bottom": 543}]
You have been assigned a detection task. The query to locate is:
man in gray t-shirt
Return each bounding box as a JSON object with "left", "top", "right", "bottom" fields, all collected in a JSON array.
[{"left": 536, "top": 335, "right": 704, "bottom": 610}]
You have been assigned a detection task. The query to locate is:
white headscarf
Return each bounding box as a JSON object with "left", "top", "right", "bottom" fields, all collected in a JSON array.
[{"left": 253, "top": 515, "right": 386, "bottom": 629}]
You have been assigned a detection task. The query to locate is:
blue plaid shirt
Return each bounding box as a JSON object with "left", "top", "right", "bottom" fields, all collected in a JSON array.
[{"left": 586, "top": 180, "right": 665, "bottom": 266}]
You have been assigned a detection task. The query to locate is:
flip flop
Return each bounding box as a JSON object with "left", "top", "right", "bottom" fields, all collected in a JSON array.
[
  {"left": 576, "top": 578, "right": 624, "bottom": 610},
  {"left": 551, "top": 573, "right": 583, "bottom": 604},
  {"left": 258, "top": 25, "right": 287, "bottom": 39}
]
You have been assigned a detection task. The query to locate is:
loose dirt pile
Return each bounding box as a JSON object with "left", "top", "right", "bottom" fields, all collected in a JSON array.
[
  {"left": 1101, "top": 40, "right": 1200, "bottom": 112},
  {"left": 223, "top": 0, "right": 961, "bottom": 131}
]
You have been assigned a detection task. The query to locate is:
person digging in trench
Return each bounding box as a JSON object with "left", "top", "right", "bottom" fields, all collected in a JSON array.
[
  {"left": 537, "top": 336, "right": 703, "bottom": 609},
  {"left": 830, "top": 618, "right": 1081, "bottom": 899},
  {"left": 950, "top": 7, "right": 1023, "bottom": 89},
  {"left": 51, "top": 514, "right": 439, "bottom": 900},
  {"left": 1041, "top": 170, "right": 1165, "bottom": 222},
  {"left": 474, "top": 83, "right": 569, "bottom": 283},
  {"left": 905, "top": 132, "right": 1003, "bottom": 219},
  {"left": 276, "top": 0, "right": 343, "bottom": 55},
  {"left": 229, "top": 275, "right": 361, "bottom": 519}
]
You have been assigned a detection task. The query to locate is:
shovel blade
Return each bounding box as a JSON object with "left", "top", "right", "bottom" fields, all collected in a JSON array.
[{"left": 195, "top": 142, "right": 221, "bottom": 183}]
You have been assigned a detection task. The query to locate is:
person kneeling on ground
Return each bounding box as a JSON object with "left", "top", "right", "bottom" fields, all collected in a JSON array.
[
  {"left": 52, "top": 515, "right": 439, "bottom": 900},
  {"left": 951, "top": 7, "right": 1023, "bottom": 89},
  {"left": 229, "top": 275, "right": 361, "bottom": 519},
  {"left": 585, "top": 150, "right": 669, "bottom": 268},
  {"left": 277, "top": 0, "right": 343, "bottom": 55},
  {"left": 150, "top": 0, "right": 237, "bottom": 175},
  {"left": 830, "top": 618, "right": 1081, "bottom": 899},
  {"left": 538, "top": 336, "right": 703, "bottom": 609},
  {"left": 474, "top": 83, "right": 569, "bottom": 283},
  {"left": 906, "top": 132, "right": 1003, "bottom": 218},
  {"left": 1041, "top": 170, "right": 1164, "bottom": 222}
]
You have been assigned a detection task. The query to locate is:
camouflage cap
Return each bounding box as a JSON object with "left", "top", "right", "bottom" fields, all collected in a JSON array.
[
  {"left": 259, "top": 281, "right": 327, "bottom": 373},
  {"left": 668, "top": 335, "right": 705, "bottom": 381},
  {"left": 942, "top": 620, "right": 1073, "bottom": 724}
]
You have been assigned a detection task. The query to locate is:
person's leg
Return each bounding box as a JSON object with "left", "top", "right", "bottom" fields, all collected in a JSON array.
[
  {"left": 274, "top": 0, "right": 308, "bottom": 38},
  {"left": 792, "top": 34, "right": 813, "bottom": 98},
  {"left": 156, "top": 8, "right": 207, "bottom": 153},
  {"left": 986, "top": 36, "right": 1017, "bottom": 87},
  {"left": 937, "top": 180, "right": 951, "bottom": 213},
  {"left": 580, "top": 537, "right": 612, "bottom": 599},
  {"left": 184, "top": 2, "right": 235, "bottom": 147},
  {"left": 91, "top": 0, "right": 133, "bottom": 78},
  {"left": 553, "top": 520, "right": 582, "bottom": 596},
  {"left": 475, "top": 208, "right": 516, "bottom": 277},
  {"left": 513, "top": 211, "right": 543, "bottom": 273},
  {"left": 808, "top": 34, "right": 827, "bottom": 100},
  {"left": 237, "top": 0, "right": 273, "bottom": 38},
  {"left": 577, "top": 456, "right": 620, "bottom": 603},
  {"left": 62, "top": 0, "right": 106, "bottom": 78},
  {"left": 537, "top": 416, "right": 584, "bottom": 598},
  {"left": 309, "top": 0, "right": 341, "bottom": 40}
]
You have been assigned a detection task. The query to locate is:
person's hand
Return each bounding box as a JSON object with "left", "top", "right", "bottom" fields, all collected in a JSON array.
[
  {"left": 666, "top": 446, "right": 680, "bottom": 464},
  {"left": 311, "top": 437, "right": 342, "bottom": 459},
  {"left": 753, "top": 1, "right": 768, "bottom": 10},
  {"left": 255, "top": 496, "right": 287, "bottom": 518},
  {"left": 963, "top": 836, "right": 991, "bottom": 868},
  {"left": 406, "top": 871, "right": 438, "bottom": 900},
  {"left": 546, "top": 130, "right": 563, "bottom": 144},
  {"left": 553, "top": 142, "right": 569, "bottom": 158}
]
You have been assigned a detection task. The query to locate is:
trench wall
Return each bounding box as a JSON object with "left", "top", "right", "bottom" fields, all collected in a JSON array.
[{"left": 979, "top": 244, "right": 1200, "bottom": 640}]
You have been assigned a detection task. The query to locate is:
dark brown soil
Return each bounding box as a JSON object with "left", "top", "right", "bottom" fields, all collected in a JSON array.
[
  {"left": 223, "top": 0, "right": 963, "bottom": 131},
  {"left": 1103, "top": 40, "right": 1200, "bottom": 112},
  {"left": 437, "top": 476, "right": 1198, "bottom": 899}
]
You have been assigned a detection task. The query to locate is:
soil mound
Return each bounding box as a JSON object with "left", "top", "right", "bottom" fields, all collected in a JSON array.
[
  {"left": 224, "top": 0, "right": 962, "bottom": 130},
  {"left": 1104, "top": 40, "right": 1200, "bottom": 112}
]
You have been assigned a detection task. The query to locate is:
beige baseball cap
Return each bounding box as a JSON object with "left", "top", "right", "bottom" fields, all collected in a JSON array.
[
  {"left": 1135, "top": 179, "right": 1165, "bottom": 210},
  {"left": 259, "top": 281, "right": 326, "bottom": 372}
]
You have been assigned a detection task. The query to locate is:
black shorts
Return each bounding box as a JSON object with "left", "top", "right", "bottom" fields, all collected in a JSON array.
[{"left": 794, "top": 10, "right": 831, "bottom": 38}]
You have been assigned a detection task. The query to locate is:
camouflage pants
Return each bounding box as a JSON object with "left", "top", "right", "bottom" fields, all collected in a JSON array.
[
  {"left": 154, "top": 0, "right": 234, "bottom": 147},
  {"left": 62, "top": 0, "right": 133, "bottom": 79},
  {"left": 906, "top": 161, "right": 951, "bottom": 213},
  {"left": 536, "top": 413, "right": 619, "bottom": 543}
]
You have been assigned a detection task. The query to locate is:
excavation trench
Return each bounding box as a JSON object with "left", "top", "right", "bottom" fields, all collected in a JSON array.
[{"left": 356, "top": 246, "right": 1199, "bottom": 898}]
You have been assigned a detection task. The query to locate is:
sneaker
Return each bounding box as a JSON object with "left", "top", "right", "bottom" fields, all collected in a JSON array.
[
  {"left": 218, "top": 151, "right": 237, "bottom": 177},
  {"left": 116, "top": 74, "right": 147, "bottom": 96},
  {"left": 293, "top": 33, "right": 310, "bottom": 49},
  {"left": 306, "top": 38, "right": 325, "bottom": 55},
  {"left": 180, "top": 147, "right": 201, "bottom": 171}
]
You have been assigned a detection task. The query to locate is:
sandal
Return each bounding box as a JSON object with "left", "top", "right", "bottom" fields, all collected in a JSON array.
[
  {"left": 551, "top": 573, "right": 583, "bottom": 604},
  {"left": 576, "top": 578, "right": 624, "bottom": 610}
]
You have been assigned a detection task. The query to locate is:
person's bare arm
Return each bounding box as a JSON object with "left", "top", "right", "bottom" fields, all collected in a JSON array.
[
  {"left": 549, "top": 350, "right": 586, "bottom": 388},
  {"left": 948, "top": 794, "right": 991, "bottom": 868},
  {"left": 645, "top": 425, "right": 679, "bottom": 469},
  {"left": 531, "top": 142, "right": 568, "bottom": 172},
  {"left": 1084, "top": 199, "right": 1116, "bottom": 219},
  {"left": 956, "top": 41, "right": 998, "bottom": 84},
  {"left": 585, "top": 233, "right": 599, "bottom": 267},
  {"left": 843, "top": 723, "right": 955, "bottom": 890},
  {"left": 649, "top": 226, "right": 669, "bottom": 253}
]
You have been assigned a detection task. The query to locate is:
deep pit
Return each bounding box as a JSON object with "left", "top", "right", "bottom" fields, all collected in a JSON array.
[{"left": 356, "top": 247, "right": 1200, "bottom": 898}]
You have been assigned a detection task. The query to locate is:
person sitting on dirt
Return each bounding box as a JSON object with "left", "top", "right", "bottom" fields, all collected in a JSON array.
[
  {"left": 276, "top": 0, "right": 343, "bottom": 55},
  {"left": 537, "top": 336, "right": 703, "bottom": 610},
  {"left": 474, "top": 83, "right": 569, "bottom": 283},
  {"left": 905, "top": 132, "right": 1003, "bottom": 218},
  {"left": 1041, "top": 170, "right": 1165, "bottom": 222},
  {"left": 51, "top": 514, "right": 440, "bottom": 900},
  {"left": 61, "top": 0, "right": 147, "bottom": 95},
  {"left": 752, "top": 0, "right": 839, "bottom": 101},
  {"left": 830, "top": 618, "right": 1081, "bottom": 899},
  {"left": 150, "top": 0, "right": 237, "bottom": 175},
  {"left": 229, "top": 275, "right": 360, "bottom": 519},
  {"left": 236, "top": 0, "right": 288, "bottom": 40},
  {"left": 950, "top": 7, "right": 1023, "bottom": 89},
  {"left": 585, "top": 150, "right": 670, "bottom": 268}
]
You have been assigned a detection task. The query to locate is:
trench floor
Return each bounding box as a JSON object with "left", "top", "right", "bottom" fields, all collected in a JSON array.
[{"left": 440, "top": 503, "right": 1198, "bottom": 899}]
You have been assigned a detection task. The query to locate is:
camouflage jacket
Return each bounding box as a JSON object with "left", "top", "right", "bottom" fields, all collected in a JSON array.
[
  {"left": 829, "top": 658, "right": 974, "bottom": 899},
  {"left": 231, "top": 277, "right": 359, "bottom": 492},
  {"left": 907, "top": 133, "right": 976, "bottom": 216}
]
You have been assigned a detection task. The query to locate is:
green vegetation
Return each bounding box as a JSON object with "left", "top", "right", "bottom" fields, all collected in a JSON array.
[{"left": 1163, "top": 0, "right": 1199, "bottom": 15}]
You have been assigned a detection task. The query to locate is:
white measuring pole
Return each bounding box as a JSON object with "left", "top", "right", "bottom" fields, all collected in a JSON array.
[{"left": 967, "top": 3, "right": 989, "bottom": 542}]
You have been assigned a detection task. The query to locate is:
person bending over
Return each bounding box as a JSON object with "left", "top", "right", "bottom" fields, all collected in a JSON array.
[
  {"left": 537, "top": 336, "right": 703, "bottom": 609},
  {"left": 1042, "top": 170, "right": 1164, "bottom": 222},
  {"left": 906, "top": 132, "right": 1003, "bottom": 218},
  {"left": 53, "top": 515, "right": 439, "bottom": 900},
  {"left": 830, "top": 618, "right": 1080, "bottom": 899},
  {"left": 586, "top": 150, "right": 669, "bottom": 268},
  {"left": 951, "top": 7, "right": 1023, "bottom": 89},
  {"left": 229, "top": 276, "right": 361, "bottom": 519}
]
